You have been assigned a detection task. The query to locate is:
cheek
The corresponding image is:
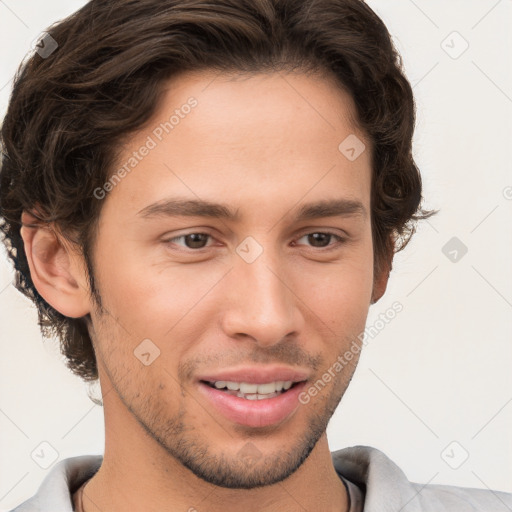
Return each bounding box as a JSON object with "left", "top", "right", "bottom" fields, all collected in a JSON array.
[
  {"left": 296, "top": 243, "right": 374, "bottom": 330},
  {"left": 98, "top": 250, "right": 226, "bottom": 345}
]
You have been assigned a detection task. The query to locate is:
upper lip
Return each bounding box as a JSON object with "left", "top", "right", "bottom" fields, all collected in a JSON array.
[{"left": 197, "top": 365, "right": 310, "bottom": 384}]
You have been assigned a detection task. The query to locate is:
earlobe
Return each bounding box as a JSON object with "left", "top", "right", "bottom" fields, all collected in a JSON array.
[
  {"left": 20, "top": 210, "right": 91, "bottom": 318},
  {"left": 371, "top": 245, "right": 393, "bottom": 304},
  {"left": 371, "top": 267, "right": 390, "bottom": 304}
]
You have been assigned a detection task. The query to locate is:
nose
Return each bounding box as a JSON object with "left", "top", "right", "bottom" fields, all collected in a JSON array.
[{"left": 220, "top": 246, "right": 304, "bottom": 348}]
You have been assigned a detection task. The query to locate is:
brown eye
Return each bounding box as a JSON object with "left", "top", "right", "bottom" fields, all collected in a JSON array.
[
  {"left": 295, "top": 232, "right": 344, "bottom": 249},
  {"left": 307, "top": 233, "right": 331, "bottom": 248},
  {"left": 166, "top": 233, "right": 212, "bottom": 249}
]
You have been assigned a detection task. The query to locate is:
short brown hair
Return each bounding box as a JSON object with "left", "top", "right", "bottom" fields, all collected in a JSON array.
[{"left": 0, "top": 0, "right": 435, "bottom": 384}]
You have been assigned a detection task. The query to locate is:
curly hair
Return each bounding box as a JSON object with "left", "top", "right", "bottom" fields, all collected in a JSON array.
[{"left": 0, "top": 0, "right": 435, "bottom": 384}]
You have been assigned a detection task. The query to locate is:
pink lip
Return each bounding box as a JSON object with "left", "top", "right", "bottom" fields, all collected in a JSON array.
[
  {"left": 196, "top": 366, "right": 310, "bottom": 428},
  {"left": 198, "top": 380, "right": 308, "bottom": 428},
  {"left": 197, "top": 365, "right": 310, "bottom": 384}
]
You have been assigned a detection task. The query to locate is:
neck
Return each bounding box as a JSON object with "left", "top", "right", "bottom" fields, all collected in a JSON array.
[{"left": 79, "top": 431, "right": 347, "bottom": 512}]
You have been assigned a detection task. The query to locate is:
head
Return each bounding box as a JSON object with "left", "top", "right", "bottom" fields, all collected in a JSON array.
[{"left": 1, "top": 0, "right": 434, "bottom": 490}]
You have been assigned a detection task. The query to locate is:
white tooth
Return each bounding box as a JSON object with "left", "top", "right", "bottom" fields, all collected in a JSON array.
[
  {"left": 226, "top": 381, "right": 240, "bottom": 390},
  {"left": 275, "top": 381, "right": 284, "bottom": 392},
  {"left": 244, "top": 394, "right": 259, "bottom": 400},
  {"left": 257, "top": 382, "right": 277, "bottom": 394},
  {"left": 239, "top": 382, "right": 258, "bottom": 393},
  {"left": 214, "top": 381, "right": 227, "bottom": 389},
  {"left": 283, "top": 381, "right": 292, "bottom": 390}
]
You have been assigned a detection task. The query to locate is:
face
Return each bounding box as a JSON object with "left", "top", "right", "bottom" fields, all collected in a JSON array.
[{"left": 86, "top": 70, "right": 377, "bottom": 489}]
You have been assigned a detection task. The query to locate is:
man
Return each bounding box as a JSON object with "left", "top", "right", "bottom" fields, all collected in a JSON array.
[{"left": 0, "top": 0, "right": 510, "bottom": 511}]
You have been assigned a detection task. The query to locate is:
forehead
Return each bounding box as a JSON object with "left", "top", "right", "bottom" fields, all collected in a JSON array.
[
  {"left": 101, "top": 70, "right": 372, "bottom": 222},
  {"left": 158, "top": 68, "right": 364, "bottom": 143}
]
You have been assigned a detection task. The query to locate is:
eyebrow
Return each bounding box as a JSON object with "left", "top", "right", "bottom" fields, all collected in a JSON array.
[{"left": 136, "top": 197, "right": 367, "bottom": 222}]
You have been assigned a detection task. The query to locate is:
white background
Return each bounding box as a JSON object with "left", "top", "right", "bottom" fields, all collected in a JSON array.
[{"left": 0, "top": 0, "right": 511, "bottom": 510}]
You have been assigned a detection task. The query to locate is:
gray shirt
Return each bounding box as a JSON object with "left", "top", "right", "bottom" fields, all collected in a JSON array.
[{"left": 10, "top": 445, "right": 512, "bottom": 511}]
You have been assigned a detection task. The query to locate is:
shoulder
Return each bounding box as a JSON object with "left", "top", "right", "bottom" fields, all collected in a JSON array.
[
  {"left": 332, "top": 445, "right": 512, "bottom": 511},
  {"left": 10, "top": 454, "right": 102, "bottom": 512}
]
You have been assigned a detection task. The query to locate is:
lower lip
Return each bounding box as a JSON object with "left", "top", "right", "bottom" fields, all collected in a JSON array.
[{"left": 198, "top": 381, "right": 307, "bottom": 428}]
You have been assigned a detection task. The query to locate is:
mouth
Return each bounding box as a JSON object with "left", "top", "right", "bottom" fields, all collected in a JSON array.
[
  {"left": 196, "top": 368, "right": 310, "bottom": 428},
  {"left": 200, "top": 379, "right": 304, "bottom": 400}
]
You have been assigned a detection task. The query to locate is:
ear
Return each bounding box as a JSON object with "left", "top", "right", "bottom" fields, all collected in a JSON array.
[
  {"left": 371, "top": 241, "right": 393, "bottom": 304},
  {"left": 20, "top": 209, "right": 91, "bottom": 318}
]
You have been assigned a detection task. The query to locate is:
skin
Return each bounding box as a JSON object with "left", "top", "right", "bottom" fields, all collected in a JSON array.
[{"left": 20, "top": 70, "right": 390, "bottom": 512}]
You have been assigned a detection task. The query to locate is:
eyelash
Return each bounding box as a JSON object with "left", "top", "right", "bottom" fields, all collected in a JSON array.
[{"left": 163, "top": 230, "right": 346, "bottom": 252}]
